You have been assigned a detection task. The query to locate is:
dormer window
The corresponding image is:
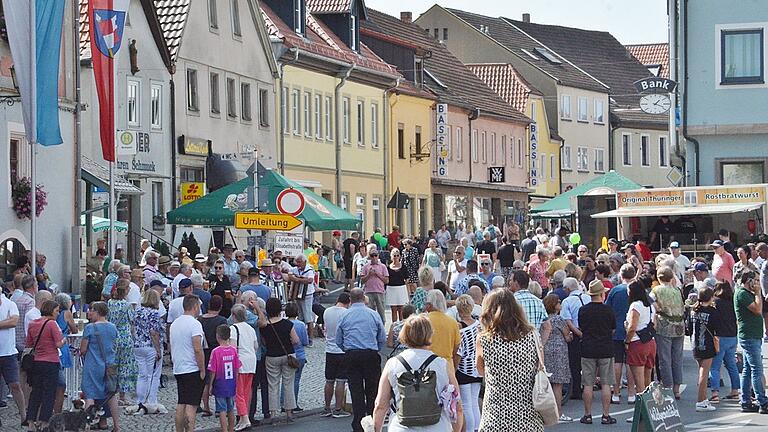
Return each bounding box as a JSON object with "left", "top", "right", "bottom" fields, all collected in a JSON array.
[
  {"left": 350, "top": 14, "right": 357, "bottom": 51},
  {"left": 414, "top": 57, "right": 424, "bottom": 87},
  {"left": 294, "top": 0, "right": 305, "bottom": 35}
]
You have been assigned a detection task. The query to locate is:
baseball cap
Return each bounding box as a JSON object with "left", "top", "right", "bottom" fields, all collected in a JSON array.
[
  {"left": 222, "top": 243, "right": 234, "bottom": 250},
  {"left": 669, "top": 241, "right": 680, "bottom": 249},
  {"left": 710, "top": 240, "right": 724, "bottom": 248},
  {"left": 608, "top": 238, "right": 618, "bottom": 245},
  {"left": 248, "top": 267, "right": 260, "bottom": 276},
  {"left": 693, "top": 262, "right": 708, "bottom": 272},
  {"left": 149, "top": 279, "right": 167, "bottom": 288},
  {"left": 621, "top": 243, "right": 635, "bottom": 251},
  {"left": 178, "top": 278, "right": 192, "bottom": 289}
]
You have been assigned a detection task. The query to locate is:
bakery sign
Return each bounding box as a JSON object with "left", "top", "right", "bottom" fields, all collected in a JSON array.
[{"left": 618, "top": 185, "right": 765, "bottom": 208}]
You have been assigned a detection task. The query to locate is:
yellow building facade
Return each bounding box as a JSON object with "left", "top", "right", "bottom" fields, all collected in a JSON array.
[
  {"left": 528, "top": 95, "right": 562, "bottom": 203},
  {"left": 386, "top": 92, "right": 435, "bottom": 238}
]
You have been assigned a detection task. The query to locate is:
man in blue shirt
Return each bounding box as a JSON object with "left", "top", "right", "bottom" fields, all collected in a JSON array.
[
  {"left": 455, "top": 260, "right": 489, "bottom": 296},
  {"left": 335, "top": 288, "right": 386, "bottom": 432},
  {"left": 606, "top": 264, "right": 636, "bottom": 404},
  {"left": 239, "top": 267, "right": 271, "bottom": 303}
]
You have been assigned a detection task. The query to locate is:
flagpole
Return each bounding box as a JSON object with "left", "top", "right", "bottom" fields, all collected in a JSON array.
[
  {"left": 30, "top": 141, "right": 36, "bottom": 276},
  {"left": 29, "top": 0, "right": 36, "bottom": 277},
  {"left": 108, "top": 57, "right": 116, "bottom": 258}
]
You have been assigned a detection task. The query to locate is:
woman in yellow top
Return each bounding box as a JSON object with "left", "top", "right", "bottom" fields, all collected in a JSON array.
[{"left": 424, "top": 289, "right": 461, "bottom": 370}]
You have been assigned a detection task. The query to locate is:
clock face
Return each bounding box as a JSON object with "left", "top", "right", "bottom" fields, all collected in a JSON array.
[{"left": 639, "top": 94, "right": 671, "bottom": 114}]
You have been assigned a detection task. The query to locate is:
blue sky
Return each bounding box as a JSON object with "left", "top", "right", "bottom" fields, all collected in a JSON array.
[{"left": 365, "top": 0, "right": 669, "bottom": 45}]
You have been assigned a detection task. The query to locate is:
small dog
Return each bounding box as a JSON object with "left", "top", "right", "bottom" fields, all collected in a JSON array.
[
  {"left": 124, "top": 402, "right": 169, "bottom": 415},
  {"left": 36, "top": 405, "right": 99, "bottom": 431}
]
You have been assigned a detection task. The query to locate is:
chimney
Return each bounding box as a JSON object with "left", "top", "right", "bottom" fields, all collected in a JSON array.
[
  {"left": 522, "top": 13, "right": 531, "bottom": 23},
  {"left": 400, "top": 12, "right": 412, "bottom": 23}
]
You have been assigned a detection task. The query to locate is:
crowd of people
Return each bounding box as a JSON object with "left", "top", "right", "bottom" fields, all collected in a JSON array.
[{"left": 2, "top": 222, "right": 768, "bottom": 431}]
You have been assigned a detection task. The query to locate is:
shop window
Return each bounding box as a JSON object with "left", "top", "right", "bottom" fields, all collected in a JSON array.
[{"left": 720, "top": 161, "right": 765, "bottom": 184}]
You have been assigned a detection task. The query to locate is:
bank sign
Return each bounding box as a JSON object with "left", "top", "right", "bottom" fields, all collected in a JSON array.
[
  {"left": 436, "top": 104, "right": 448, "bottom": 177},
  {"left": 529, "top": 123, "right": 538, "bottom": 186},
  {"left": 617, "top": 185, "right": 765, "bottom": 208}
]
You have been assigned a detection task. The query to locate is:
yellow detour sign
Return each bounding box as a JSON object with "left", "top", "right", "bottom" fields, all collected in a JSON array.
[{"left": 234, "top": 212, "right": 302, "bottom": 231}]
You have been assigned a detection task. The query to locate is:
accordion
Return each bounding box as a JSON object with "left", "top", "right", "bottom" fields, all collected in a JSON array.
[{"left": 287, "top": 280, "right": 308, "bottom": 300}]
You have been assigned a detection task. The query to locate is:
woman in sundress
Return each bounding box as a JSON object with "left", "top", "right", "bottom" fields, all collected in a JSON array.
[
  {"left": 540, "top": 295, "right": 572, "bottom": 423},
  {"left": 107, "top": 279, "right": 138, "bottom": 405},
  {"left": 401, "top": 239, "right": 421, "bottom": 295}
]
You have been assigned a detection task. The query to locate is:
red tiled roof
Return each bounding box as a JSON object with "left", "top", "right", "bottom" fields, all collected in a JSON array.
[
  {"left": 260, "top": 3, "right": 395, "bottom": 76},
  {"left": 467, "top": 63, "right": 541, "bottom": 113},
  {"left": 78, "top": 0, "right": 90, "bottom": 58},
  {"left": 154, "top": 0, "right": 191, "bottom": 63},
  {"left": 306, "top": 0, "right": 352, "bottom": 14},
  {"left": 625, "top": 43, "right": 669, "bottom": 78}
]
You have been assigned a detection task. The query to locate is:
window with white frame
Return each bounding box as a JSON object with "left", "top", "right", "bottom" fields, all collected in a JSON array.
[
  {"left": 540, "top": 153, "right": 546, "bottom": 179},
  {"left": 231, "top": 0, "right": 241, "bottom": 36},
  {"left": 341, "top": 193, "right": 348, "bottom": 211},
  {"left": 127, "top": 79, "right": 140, "bottom": 127},
  {"left": 324, "top": 96, "right": 332, "bottom": 140},
  {"left": 561, "top": 145, "right": 572, "bottom": 170},
  {"left": 370, "top": 103, "right": 378, "bottom": 148},
  {"left": 291, "top": 89, "right": 300, "bottom": 134},
  {"left": 208, "top": 0, "right": 218, "bottom": 30},
  {"left": 577, "top": 97, "right": 588, "bottom": 121},
  {"left": 481, "top": 131, "right": 487, "bottom": 163},
  {"left": 446, "top": 125, "right": 452, "bottom": 159},
  {"left": 622, "top": 134, "right": 632, "bottom": 166},
  {"left": 280, "top": 87, "right": 287, "bottom": 132},
  {"left": 241, "top": 82, "right": 251, "bottom": 121},
  {"left": 531, "top": 101, "right": 537, "bottom": 120},
  {"left": 343, "top": 97, "right": 351, "bottom": 143},
  {"left": 314, "top": 94, "right": 322, "bottom": 138},
  {"left": 350, "top": 15, "right": 357, "bottom": 51},
  {"left": 226, "top": 77, "right": 237, "bottom": 117},
  {"left": 594, "top": 148, "right": 605, "bottom": 172},
  {"left": 720, "top": 28, "right": 765, "bottom": 85},
  {"left": 490, "top": 133, "right": 496, "bottom": 164},
  {"left": 152, "top": 182, "right": 164, "bottom": 224},
  {"left": 641, "top": 135, "right": 650, "bottom": 166},
  {"left": 659, "top": 136, "right": 669, "bottom": 167},
  {"left": 415, "top": 126, "right": 422, "bottom": 154},
  {"left": 303, "top": 92, "right": 311, "bottom": 136},
  {"left": 471, "top": 129, "right": 478, "bottom": 162},
  {"left": 150, "top": 83, "right": 162, "bottom": 129},
  {"left": 550, "top": 154, "right": 556, "bottom": 179},
  {"left": 356, "top": 100, "right": 364, "bottom": 146},
  {"left": 500, "top": 135, "right": 506, "bottom": 165},
  {"left": 517, "top": 138, "right": 523, "bottom": 167},
  {"left": 210, "top": 73, "right": 220, "bottom": 114},
  {"left": 577, "top": 146, "right": 588, "bottom": 171},
  {"left": 259, "top": 88, "right": 269, "bottom": 127},
  {"left": 293, "top": 0, "right": 305, "bottom": 35},
  {"left": 561, "top": 94, "right": 571, "bottom": 119},
  {"left": 372, "top": 197, "right": 381, "bottom": 230},
  {"left": 594, "top": 99, "right": 604, "bottom": 123},
  {"left": 187, "top": 69, "right": 198, "bottom": 111},
  {"left": 455, "top": 127, "right": 463, "bottom": 161}
]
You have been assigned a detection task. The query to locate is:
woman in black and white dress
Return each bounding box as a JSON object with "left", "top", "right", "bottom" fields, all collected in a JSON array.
[{"left": 387, "top": 249, "right": 409, "bottom": 323}]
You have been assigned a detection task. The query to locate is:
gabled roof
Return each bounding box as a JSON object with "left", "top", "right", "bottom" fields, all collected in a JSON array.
[
  {"left": 79, "top": 0, "right": 173, "bottom": 73},
  {"left": 153, "top": 0, "right": 191, "bottom": 64},
  {"left": 363, "top": 9, "right": 530, "bottom": 123},
  {"left": 625, "top": 43, "right": 669, "bottom": 78},
  {"left": 467, "top": 63, "right": 541, "bottom": 114},
  {"left": 260, "top": 3, "right": 395, "bottom": 77},
  {"left": 444, "top": 8, "right": 607, "bottom": 93}
]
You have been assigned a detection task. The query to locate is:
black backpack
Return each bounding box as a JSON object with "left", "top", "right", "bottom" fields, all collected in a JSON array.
[{"left": 393, "top": 354, "right": 443, "bottom": 427}]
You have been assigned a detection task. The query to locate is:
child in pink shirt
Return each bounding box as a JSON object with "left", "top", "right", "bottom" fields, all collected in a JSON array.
[{"left": 208, "top": 324, "right": 241, "bottom": 432}]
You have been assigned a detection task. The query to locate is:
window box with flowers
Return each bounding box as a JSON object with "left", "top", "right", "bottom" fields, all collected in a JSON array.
[{"left": 11, "top": 177, "right": 47, "bottom": 219}]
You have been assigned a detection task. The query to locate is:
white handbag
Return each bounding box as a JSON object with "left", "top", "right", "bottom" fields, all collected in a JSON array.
[{"left": 532, "top": 331, "right": 559, "bottom": 426}]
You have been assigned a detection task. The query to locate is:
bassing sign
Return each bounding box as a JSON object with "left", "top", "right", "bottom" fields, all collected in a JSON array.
[
  {"left": 436, "top": 103, "right": 448, "bottom": 177},
  {"left": 529, "top": 123, "right": 538, "bottom": 186}
]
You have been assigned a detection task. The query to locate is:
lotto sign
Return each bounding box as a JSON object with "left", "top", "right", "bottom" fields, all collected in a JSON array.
[
  {"left": 529, "top": 123, "right": 538, "bottom": 186},
  {"left": 180, "top": 182, "right": 205, "bottom": 205},
  {"left": 436, "top": 103, "right": 448, "bottom": 177}
]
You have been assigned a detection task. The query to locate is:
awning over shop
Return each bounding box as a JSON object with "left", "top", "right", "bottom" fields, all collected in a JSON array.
[
  {"left": 591, "top": 203, "right": 764, "bottom": 219},
  {"left": 531, "top": 171, "right": 642, "bottom": 214},
  {"left": 81, "top": 155, "right": 143, "bottom": 195},
  {"left": 387, "top": 188, "right": 411, "bottom": 209},
  {"left": 166, "top": 168, "right": 361, "bottom": 231},
  {"left": 80, "top": 215, "right": 128, "bottom": 233},
  {"left": 531, "top": 209, "right": 575, "bottom": 219}
]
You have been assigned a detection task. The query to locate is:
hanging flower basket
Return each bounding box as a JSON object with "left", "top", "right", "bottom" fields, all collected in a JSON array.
[{"left": 11, "top": 177, "right": 47, "bottom": 220}]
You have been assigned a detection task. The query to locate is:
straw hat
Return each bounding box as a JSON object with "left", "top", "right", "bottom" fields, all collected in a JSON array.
[{"left": 587, "top": 279, "right": 606, "bottom": 296}]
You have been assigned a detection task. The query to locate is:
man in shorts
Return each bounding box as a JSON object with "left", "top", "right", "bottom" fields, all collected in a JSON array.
[
  {"left": 322, "top": 293, "right": 351, "bottom": 418},
  {"left": 170, "top": 294, "right": 205, "bottom": 432},
  {"left": 0, "top": 292, "right": 25, "bottom": 420},
  {"left": 578, "top": 279, "right": 617, "bottom": 424}
]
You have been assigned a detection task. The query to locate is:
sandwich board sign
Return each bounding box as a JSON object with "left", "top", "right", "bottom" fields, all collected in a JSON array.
[{"left": 631, "top": 382, "right": 684, "bottom": 432}]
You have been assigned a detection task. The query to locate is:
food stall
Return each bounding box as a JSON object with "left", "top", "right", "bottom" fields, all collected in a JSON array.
[{"left": 590, "top": 184, "right": 767, "bottom": 255}]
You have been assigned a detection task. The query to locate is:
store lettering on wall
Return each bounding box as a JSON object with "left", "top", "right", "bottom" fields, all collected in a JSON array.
[
  {"left": 529, "top": 123, "right": 538, "bottom": 186},
  {"left": 436, "top": 103, "right": 448, "bottom": 177},
  {"left": 117, "top": 131, "right": 157, "bottom": 172}
]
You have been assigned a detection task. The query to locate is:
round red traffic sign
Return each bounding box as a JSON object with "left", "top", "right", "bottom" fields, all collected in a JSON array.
[{"left": 276, "top": 188, "right": 305, "bottom": 216}]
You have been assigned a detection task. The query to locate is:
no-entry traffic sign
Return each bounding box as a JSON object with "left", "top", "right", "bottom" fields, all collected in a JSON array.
[{"left": 276, "top": 188, "right": 305, "bottom": 216}]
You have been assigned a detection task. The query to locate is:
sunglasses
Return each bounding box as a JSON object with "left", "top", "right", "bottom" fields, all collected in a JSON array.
[
  {"left": 370, "top": 253, "right": 379, "bottom": 257},
  {"left": 481, "top": 263, "right": 490, "bottom": 266},
  {"left": 214, "top": 266, "right": 223, "bottom": 270}
]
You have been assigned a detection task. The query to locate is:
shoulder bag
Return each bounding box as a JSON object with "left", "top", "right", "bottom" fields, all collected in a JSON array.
[
  {"left": 21, "top": 319, "right": 51, "bottom": 372},
  {"left": 269, "top": 320, "right": 299, "bottom": 369},
  {"left": 532, "top": 330, "right": 559, "bottom": 426},
  {"left": 636, "top": 305, "right": 656, "bottom": 343},
  {"left": 94, "top": 324, "right": 118, "bottom": 394}
]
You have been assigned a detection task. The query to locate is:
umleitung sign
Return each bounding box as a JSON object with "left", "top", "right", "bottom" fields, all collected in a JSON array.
[{"left": 234, "top": 212, "right": 302, "bottom": 231}]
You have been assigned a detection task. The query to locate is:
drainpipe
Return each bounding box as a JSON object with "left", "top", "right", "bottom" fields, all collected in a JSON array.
[
  {"left": 278, "top": 49, "right": 299, "bottom": 174},
  {"left": 383, "top": 78, "right": 402, "bottom": 230},
  {"left": 669, "top": 0, "right": 685, "bottom": 182},
  {"left": 558, "top": 138, "right": 565, "bottom": 194},
  {"left": 681, "top": 0, "right": 700, "bottom": 185},
  {"left": 170, "top": 78, "right": 177, "bottom": 209},
  {"left": 73, "top": 0, "right": 82, "bottom": 293},
  {"left": 335, "top": 66, "right": 355, "bottom": 205}
]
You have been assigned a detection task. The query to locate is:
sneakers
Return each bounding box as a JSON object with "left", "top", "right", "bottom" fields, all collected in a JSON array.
[
  {"left": 626, "top": 416, "right": 633, "bottom": 423},
  {"left": 320, "top": 408, "right": 333, "bottom": 417},
  {"left": 760, "top": 404, "right": 768, "bottom": 414},
  {"left": 233, "top": 419, "right": 252, "bottom": 431},
  {"left": 332, "top": 409, "right": 351, "bottom": 418},
  {"left": 558, "top": 414, "right": 573, "bottom": 423},
  {"left": 741, "top": 403, "right": 760, "bottom": 413},
  {"left": 696, "top": 400, "right": 716, "bottom": 412},
  {"left": 627, "top": 395, "right": 636, "bottom": 405},
  {"left": 610, "top": 395, "right": 621, "bottom": 404}
]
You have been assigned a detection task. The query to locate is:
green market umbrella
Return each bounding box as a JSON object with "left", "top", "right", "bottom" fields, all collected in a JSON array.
[
  {"left": 80, "top": 215, "right": 128, "bottom": 233},
  {"left": 167, "top": 171, "right": 361, "bottom": 231},
  {"left": 531, "top": 171, "right": 643, "bottom": 214}
]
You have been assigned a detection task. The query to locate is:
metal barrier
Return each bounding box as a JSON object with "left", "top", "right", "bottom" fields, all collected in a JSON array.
[{"left": 64, "top": 334, "right": 83, "bottom": 411}]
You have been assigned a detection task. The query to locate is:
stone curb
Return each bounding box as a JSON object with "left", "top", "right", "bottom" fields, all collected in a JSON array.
[{"left": 196, "top": 407, "right": 326, "bottom": 431}]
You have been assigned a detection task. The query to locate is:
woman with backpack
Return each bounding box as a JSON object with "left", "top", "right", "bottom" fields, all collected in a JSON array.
[{"left": 372, "top": 314, "right": 463, "bottom": 432}]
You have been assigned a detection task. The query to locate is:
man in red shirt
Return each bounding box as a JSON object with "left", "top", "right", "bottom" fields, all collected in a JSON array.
[
  {"left": 635, "top": 237, "right": 652, "bottom": 262},
  {"left": 387, "top": 225, "right": 401, "bottom": 251}
]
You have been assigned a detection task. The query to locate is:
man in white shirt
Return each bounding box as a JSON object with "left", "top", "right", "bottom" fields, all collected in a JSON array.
[
  {"left": 0, "top": 293, "right": 25, "bottom": 419},
  {"left": 321, "top": 292, "right": 351, "bottom": 418},
  {"left": 169, "top": 294, "right": 205, "bottom": 432},
  {"left": 447, "top": 286, "right": 483, "bottom": 320},
  {"left": 24, "top": 290, "right": 52, "bottom": 336},
  {"left": 436, "top": 224, "right": 452, "bottom": 256},
  {"left": 669, "top": 242, "right": 690, "bottom": 283},
  {"left": 172, "top": 264, "right": 193, "bottom": 299},
  {"left": 287, "top": 255, "right": 316, "bottom": 339},
  {"left": 167, "top": 279, "right": 200, "bottom": 324}
]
